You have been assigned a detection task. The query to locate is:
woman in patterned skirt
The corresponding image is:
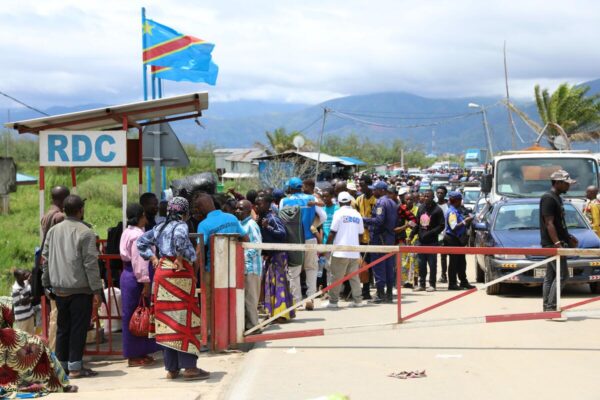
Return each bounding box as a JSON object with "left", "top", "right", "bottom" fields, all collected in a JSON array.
[
  {"left": 137, "top": 197, "right": 208, "bottom": 381},
  {"left": 0, "top": 303, "right": 77, "bottom": 394},
  {"left": 256, "top": 195, "right": 295, "bottom": 322}
]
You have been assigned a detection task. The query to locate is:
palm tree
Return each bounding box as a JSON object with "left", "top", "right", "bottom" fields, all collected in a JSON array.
[
  {"left": 255, "top": 127, "right": 312, "bottom": 154},
  {"left": 507, "top": 83, "right": 600, "bottom": 149}
]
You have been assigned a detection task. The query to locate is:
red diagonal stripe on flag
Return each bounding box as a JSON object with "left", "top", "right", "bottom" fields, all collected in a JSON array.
[{"left": 143, "top": 36, "right": 205, "bottom": 63}]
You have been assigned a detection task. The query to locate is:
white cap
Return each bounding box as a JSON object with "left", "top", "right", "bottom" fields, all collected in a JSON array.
[
  {"left": 398, "top": 187, "right": 409, "bottom": 196},
  {"left": 337, "top": 191, "right": 354, "bottom": 204}
]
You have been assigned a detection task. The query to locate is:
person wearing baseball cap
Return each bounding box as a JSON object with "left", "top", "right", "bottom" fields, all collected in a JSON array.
[
  {"left": 279, "top": 177, "right": 324, "bottom": 311},
  {"left": 326, "top": 191, "right": 363, "bottom": 308},
  {"left": 540, "top": 169, "right": 578, "bottom": 312},
  {"left": 356, "top": 175, "right": 377, "bottom": 300},
  {"left": 363, "top": 180, "right": 398, "bottom": 303},
  {"left": 443, "top": 191, "right": 475, "bottom": 290}
]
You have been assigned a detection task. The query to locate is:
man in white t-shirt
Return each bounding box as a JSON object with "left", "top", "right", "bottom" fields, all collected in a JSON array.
[{"left": 326, "top": 192, "right": 364, "bottom": 308}]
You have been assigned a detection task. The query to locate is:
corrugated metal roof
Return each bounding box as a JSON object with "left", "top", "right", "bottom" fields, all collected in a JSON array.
[
  {"left": 337, "top": 156, "right": 367, "bottom": 166},
  {"left": 214, "top": 148, "right": 257, "bottom": 154},
  {"left": 253, "top": 151, "right": 346, "bottom": 164},
  {"left": 5, "top": 92, "right": 209, "bottom": 135},
  {"left": 225, "top": 149, "right": 266, "bottom": 162}
]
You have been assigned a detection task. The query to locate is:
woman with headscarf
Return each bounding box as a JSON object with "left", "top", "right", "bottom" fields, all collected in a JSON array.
[
  {"left": 0, "top": 302, "right": 78, "bottom": 394},
  {"left": 119, "top": 203, "right": 159, "bottom": 367},
  {"left": 137, "top": 197, "right": 209, "bottom": 381}
]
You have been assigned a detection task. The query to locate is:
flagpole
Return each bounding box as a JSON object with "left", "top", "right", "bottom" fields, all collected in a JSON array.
[
  {"left": 142, "top": 7, "right": 148, "bottom": 102},
  {"left": 142, "top": 7, "right": 152, "bottom": 193},
  {"left": 158, "top": 78, "right": 167, "bottom": 192}
]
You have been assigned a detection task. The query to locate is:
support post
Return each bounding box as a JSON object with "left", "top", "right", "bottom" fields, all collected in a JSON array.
[
  {"left": 39, "top": 166, "right": 45, "bottom": 241},
  {"left": 138, "top": 127, "right": 143, "bottom": 196},
  {"left": 122, "top": 117, "right": 128, "bottom": 227},
  {"left": 396, "top": 250, "right": 402, "bottom": 323},
  {"left": 556, "top": 255, "right": 561, "bottom": 310},
  {"left": 212, "top": 235, "right": 230, "bottom": 352},
  {"left": 70, "top": 167, "right": 77, "bottom": 194},
  {"left": 235, "top": 242, "right": 245, "bottom": 345}
]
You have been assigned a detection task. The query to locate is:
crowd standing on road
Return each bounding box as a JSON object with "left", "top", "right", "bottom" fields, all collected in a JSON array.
[{"left": 7, "top": 164, "right": 596, "bottom": 396}]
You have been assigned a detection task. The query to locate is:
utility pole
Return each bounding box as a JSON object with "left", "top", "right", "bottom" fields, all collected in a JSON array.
[
  {"left": 482, "top": 108, "right": 494, "bottom": 158},
  {"left": 504, "top": 41, "right": 517, "bottom": 150},
  {"left": 314, "top": 108, "right": 329, "bottom": 182}
]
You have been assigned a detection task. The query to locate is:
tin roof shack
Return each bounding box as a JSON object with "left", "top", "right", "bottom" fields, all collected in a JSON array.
[
  {"left": 213, "top": 148, "right": 267, "bottom": 180},
  {"left": 254, "top": 151, "right": 364, "bottom": 189}
]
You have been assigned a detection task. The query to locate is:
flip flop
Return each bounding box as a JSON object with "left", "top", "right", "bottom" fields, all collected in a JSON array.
[
  {"left": 64, "top": 385, "right": 79, "bottom": 393},
  {"left": 183, "top": 369, "right": 210, "bottom": 381},
  {"left": 69, "top": 368, "right": 98, "bottom": 379}
]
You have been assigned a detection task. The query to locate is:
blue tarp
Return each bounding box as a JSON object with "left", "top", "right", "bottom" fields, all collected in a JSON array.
[
  {"left": 338, "top": 156, "right": 367, "bottom": 166},
  {"left": 17, "top": 172, "right": 37, "bottom": 184}
]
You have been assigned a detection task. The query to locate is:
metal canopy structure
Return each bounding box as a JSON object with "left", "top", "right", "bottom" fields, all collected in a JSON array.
[
  {"left": 5, "top": 92, "right": 209, "bottom": 134},
  {"left": 4, "top": 92, "right": 209, "bottom": 235}
]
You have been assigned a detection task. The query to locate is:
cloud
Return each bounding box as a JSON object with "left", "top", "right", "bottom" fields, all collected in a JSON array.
[{"left": 0, "top": 0, "right": 598, "bottom": 110}]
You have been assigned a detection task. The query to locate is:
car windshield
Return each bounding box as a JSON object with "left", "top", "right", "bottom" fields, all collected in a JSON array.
[
  {"left": 496, "top": 157, "right": 598, "bottom": 198},
  {"left": 494, "top": 203, "right": 588, "bottom": 230},
  {"left": 463, "top": 190, "right": 480, "bottom": 203}
]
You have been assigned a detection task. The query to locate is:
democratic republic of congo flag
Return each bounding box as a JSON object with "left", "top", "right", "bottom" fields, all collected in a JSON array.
[
  {"left": 151, "top": 61, "right": 219, "bottom": 85},
  {"left": 142, "top": 18, "right": 214, "bottom": 70}
]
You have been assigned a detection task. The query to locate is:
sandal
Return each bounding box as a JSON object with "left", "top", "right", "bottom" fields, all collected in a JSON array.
[
  {"left": 128, "top": 357, "right": 154, "bottom": 367},
  {"left": 69, "top": 368, "right": 98, "bottom": 379},
  {"left": 166, "top": 370, "right": 180, "bottom": 380},
  {"left": 64, "top": 385, "right": 79, "bottom": 393},
  {"left": 183, "top": 368, "right": 210, "bottom": 381}
]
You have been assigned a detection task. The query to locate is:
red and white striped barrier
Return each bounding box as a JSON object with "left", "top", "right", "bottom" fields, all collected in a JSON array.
[{"left": 207, "top": 240, "right": 600, "bottom": 347}]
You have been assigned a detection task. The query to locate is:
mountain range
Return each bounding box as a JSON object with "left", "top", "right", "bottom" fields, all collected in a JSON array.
[{"left": 4, "top": 78, "right": 600, "bottom": 155}]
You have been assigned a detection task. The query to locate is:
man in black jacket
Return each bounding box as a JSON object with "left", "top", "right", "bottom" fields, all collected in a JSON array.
[{"left": 409, "top": 190, "right": 445, "bottom": 292}]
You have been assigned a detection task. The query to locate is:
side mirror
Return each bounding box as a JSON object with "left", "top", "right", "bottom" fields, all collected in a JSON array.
[
  {"left": 480, "top": 174, "right": 492, "bottom": 194},
  {"left": 473, "top": 222, "right": 487, "bottom": 231}
]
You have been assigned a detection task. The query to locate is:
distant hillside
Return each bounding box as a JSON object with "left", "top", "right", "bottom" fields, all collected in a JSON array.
[{"left": 4, "top": 78, "right": 600, "bottom": 154}]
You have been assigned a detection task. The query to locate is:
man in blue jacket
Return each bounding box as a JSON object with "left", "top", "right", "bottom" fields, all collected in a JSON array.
[{"left": 364, "top": 181, "right": 398, "bottom": 303}]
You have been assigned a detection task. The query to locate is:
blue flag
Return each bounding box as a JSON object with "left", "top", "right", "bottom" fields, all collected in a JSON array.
[
  {"left": 151, "top": 62, "right": 219, "bottom": 85},
  {"left": 142, "top": 18, "right": 214, "bottom": 70}
]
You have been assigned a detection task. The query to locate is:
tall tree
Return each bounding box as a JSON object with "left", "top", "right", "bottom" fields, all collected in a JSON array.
[
  {"left": 507, "top": 83, "right": 600, "bottom": 149},
  {"left": 258, "top": 127, "right": 311, "bottom": 154}
]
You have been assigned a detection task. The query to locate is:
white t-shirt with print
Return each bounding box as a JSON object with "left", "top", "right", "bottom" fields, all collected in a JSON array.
[{"left": 330, "top": 206, "right": 364, "bottom": 259}]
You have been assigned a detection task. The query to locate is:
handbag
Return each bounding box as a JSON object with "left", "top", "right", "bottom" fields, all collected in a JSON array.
[
  {"left": 359, "top": 259, "right": 370, "bottom": 283},
  {"left": 129, "top": 295, "right": 151, "bottom": 337}
]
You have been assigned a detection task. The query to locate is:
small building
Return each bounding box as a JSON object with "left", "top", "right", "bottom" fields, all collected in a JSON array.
[
  {"left": 213, "top": 148, "right": 267, "bottom": 180},
  {"left": 253, "top": 151, "right": 366, "bottom": 189}
]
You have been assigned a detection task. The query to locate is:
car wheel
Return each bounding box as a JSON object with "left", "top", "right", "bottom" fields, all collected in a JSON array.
[
  {"left": 484, "top": 256, "right": 502, "bottom": 295},
  {"left": 590, "top": 283, "right": 600, "bottom": 294}
]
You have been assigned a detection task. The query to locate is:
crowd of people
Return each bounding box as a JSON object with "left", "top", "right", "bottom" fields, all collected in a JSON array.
[{"left": 3, "top": 171, "right": 481, "bottom": 395}]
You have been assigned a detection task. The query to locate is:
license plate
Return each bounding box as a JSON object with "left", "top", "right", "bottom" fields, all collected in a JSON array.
[
  {"left": 534, "top": 267, "right": 573, "bottom": 278},
  {"left": 534, "top": 268, "right": 545, "bottom": 278}
]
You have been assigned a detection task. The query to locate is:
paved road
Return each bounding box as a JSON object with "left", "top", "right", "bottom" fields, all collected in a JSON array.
[{"left": 225, "top": 256, "right": 600, "bottom": 400}]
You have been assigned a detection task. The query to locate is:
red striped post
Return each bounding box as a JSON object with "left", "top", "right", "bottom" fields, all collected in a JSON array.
[
  {"left": 212, "top": 235, "right": 230, "bottom": 352},
  {"left": 235, "top": 242, "right": 245, "bottom": 345},
  {"left": 396, "top": 250, "right": 402, "bottom": 323}
]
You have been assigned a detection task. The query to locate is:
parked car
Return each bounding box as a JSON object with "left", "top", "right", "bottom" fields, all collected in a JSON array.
[
  {"left": 472, "top": 198, "right": 600, "bottom": 295},
  {"left": 461, "top": 186, "right": 482, "bottom": 212}
]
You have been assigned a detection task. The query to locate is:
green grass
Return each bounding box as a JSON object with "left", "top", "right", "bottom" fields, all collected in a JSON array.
[{"left": 0, "top": 140, "right": 217, "bottom": 296}]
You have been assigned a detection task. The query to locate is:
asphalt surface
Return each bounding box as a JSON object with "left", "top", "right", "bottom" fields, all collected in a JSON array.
[{"left": 225, "top": 256, "right": 600, "bottom": 400}]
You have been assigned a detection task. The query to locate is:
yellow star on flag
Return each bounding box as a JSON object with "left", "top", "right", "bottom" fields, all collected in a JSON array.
[{"left": 142, "top": 21, "right": 153, "bottom": 35}]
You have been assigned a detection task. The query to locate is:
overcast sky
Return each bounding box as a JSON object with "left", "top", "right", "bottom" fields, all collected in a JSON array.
[{"left": 1, "top": 0, "right": 599, "bottom": 110}]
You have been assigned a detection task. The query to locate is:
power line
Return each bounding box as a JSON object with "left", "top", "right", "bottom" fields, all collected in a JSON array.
[
  {"left": 332, "top": 110, "right": 481, "bottom": 119},
  {"left": 329, "top": 108, "right": 486, "bottom": 129},
  {"left": 294, "top": 114, "right": 324, "bottom": 134},
  {"left": 0, "top": 90, "right": 49, "bottom": 116}
]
